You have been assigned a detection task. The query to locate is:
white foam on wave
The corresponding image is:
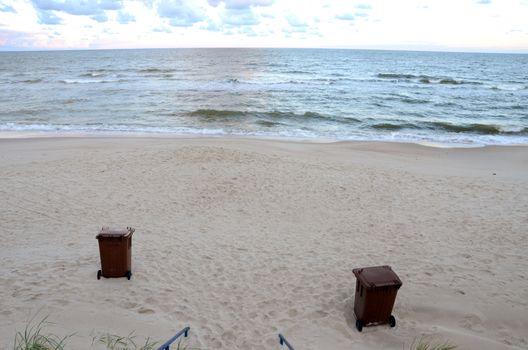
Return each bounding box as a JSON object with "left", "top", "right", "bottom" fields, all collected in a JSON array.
[
  {"left": 1, "top": 122, "right": 527, "bottom": 145},
  {"left": 61, "top": 79, "right": 118, "bottom": 84}
]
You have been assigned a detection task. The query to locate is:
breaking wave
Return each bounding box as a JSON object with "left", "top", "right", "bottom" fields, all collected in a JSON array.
[{"left": 377, "top": 73, "right": 483, "bottom": 85}]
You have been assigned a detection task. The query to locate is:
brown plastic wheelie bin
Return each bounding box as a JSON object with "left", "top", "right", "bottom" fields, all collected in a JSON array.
[
  {"left": 96, "top": 227, "right": 134, "bottom": 280},
  {"left": 352, "top": 265, "right": 402, "bottom": 332}
]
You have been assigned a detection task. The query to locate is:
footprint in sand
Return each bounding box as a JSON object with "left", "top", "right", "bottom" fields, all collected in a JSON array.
[{"left": 137, "top": 307, "right": 155, "bottom": 314}]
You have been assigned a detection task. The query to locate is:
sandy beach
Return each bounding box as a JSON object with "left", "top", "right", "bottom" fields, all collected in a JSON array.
[{"left": 0, "top": 137, "right": 527, "bottom": 350}]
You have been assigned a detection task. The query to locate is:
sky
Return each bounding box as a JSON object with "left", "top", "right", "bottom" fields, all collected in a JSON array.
[{"left": 0, "top": 0, "right": 527, "bottom": 52}]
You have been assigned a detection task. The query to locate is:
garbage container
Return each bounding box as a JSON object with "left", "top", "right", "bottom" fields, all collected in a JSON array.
[
  {"left": 352, "top": 265, "right": 402, "bottom": 332},
  {"left": 96, "top": 227, "right": 134, "bottom": 280}
]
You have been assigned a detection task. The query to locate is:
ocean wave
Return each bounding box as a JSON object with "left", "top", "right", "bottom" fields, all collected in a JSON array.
[
  {"left": 382, "top": 94, "right": 430, "bottom": 105},
  {"left": 377, "top": 73, "right": 482, "bottom": 85},
  {"left": 284, "top": 70, "right": 311, "bottom": 74},
  {"left": 371, "top": 123, "right": 418, "bottom": 131},
  {"left": 1, "top": 121, "right": 526, "bottom": 145},
  {"left": 186, "top": 109, "right": 361, "bottom": 125},
  {"left": 256, "top": 120, "right": 282, "bottom": 127},
  {"left": 139, "top": 68, "right": 177, "bottom": 73},
  {"left": 20, "top": 78, "right": 43, "bottom": 84},
  {"left": 80, "top": 72, "right": 105, "bottom": 77},
  {"left": 60, "top": 78, "right": 123, "bottom": 84},
  {"left": 491, "top": 84, "right": 526, "bottom": 91},
  {"left": 377, "top": 73, "right": 418, "bottom": 79},
  {"left": 401, "top": 97, "right": 430, "bottom": 104},
  {"left": 437, "top": 78, "right": 482, "bottom": 85},
  {"left": 429, "top": 122, "right": 501, "bottom": 135},
  {"left": 365, "top": 121, "right": 528, "bottom": 136},
  {"left": 0, "top": 122, "right": 226, "bottom": 135}
]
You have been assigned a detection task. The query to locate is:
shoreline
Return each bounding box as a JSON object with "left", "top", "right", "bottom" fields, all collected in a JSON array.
[
  {"left": 1, "top": 131, "right": 527, "bottom": 148},
  {"left": 1, "top": 136, "right": 527, "bottom": 349}
]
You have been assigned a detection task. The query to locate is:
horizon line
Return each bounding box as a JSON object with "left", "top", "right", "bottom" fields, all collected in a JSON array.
[{"left": 1, "top": 46, "right": 528, "bottom": 55}]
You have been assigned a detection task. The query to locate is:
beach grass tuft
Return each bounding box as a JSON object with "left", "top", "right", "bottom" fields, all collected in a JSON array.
[
  {"left": 410, "top": 337, "right": 457, "bottom": 350},
  {"left": 91, "top": 332, "right": 158, "bottom": 350},
  {"left": 13, "top": 315, "right": 71, "bottom": 350}
]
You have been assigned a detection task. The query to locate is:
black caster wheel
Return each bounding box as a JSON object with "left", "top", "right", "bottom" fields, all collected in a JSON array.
[
  {"left": 389, "top": 315, "right": 396, "bottom": 328},
  {"left": 356, "top": 319, "right": 364, "bottom": 332},
  {"left": 97, "top": 270, "right": 102, "bottom": 280},
  {"left": 126, "top": 271, "right": 132, "bottom": 280}
]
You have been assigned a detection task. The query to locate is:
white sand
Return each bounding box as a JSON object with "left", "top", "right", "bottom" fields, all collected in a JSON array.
[{"left": 0, "top": 137, "right": 527, "bottom": 350}]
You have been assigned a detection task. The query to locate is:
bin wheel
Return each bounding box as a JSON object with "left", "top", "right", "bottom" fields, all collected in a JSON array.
[
  {"left": 389, "top": 315, "right": 396, "bottom": 328},
  {"left": 356, "top": 319, "right": 364, "bottom": 332},
  {"left": 126, "top": 271, "right": 132, "bottom": 280},
  {"left": 97, "top": 270, "right": 102, "bottom": 280}
]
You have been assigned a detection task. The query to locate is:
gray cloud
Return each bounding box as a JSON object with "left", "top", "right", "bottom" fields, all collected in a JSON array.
[{"left": 158, "top": 0, "right": 206, "bottom": 27}]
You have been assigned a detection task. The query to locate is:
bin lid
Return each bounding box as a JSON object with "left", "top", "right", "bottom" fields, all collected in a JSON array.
[
  {"left": 96, "top": 226, "right": 135, "bottom": 239},
  {"left": 353, "top": 265, "right": 402, "bottom": 289}
]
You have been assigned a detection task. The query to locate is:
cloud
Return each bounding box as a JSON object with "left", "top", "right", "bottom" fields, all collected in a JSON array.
[
  {"left": 153, "top": 26, "right": 172, "bottom": 33},
  {"left": 0, "top": 29, "right": 33, "bottom": 48},
  {"left": 117, "top": 11, "right": 135, "bottom": 24},
  {"left": 158, "top": 0, "right": 206, "bottom": 27},
  {"left": 355, "top": 3, "right": 372, "bottom": 10},
  {"left": 0, "top": 4, "right": 16, "bottom": 13},
  {"left": 221, "top": 8, "right": 259, "bottom": 26},
  {"left": 336, "top": 13, "right": 354, "bottom": 21},
  {"left": 354, "top": 12, "right": 369, "bottom": 18},
  {"left": 477, "top": 0, "right": 491, "bottom": 3},
  {"left": 202, "top": 21, "right": 222, "bottom": 31},
  {"left": 91, "top": 13, "right": 108, "bottom": 23},
  {"left": 30, "top": 0, "right": 122, "bottom": 25},
  {"left": 38, "top": 10, "right": 62, "bottom": 24},
  {"left": 239, "top": 26, "right": 257, "bottom": 36},
  {"left": 208, "top": 0, "right": 273, "bottom": 9},
  {"left": 99, "top": 0, "right": 122, "bottom": 10},
  {"left": 286, "top": 14, "right": 307, "bottom": 28},
  {"left": 30, "top": 0, "right": 122, "bottom": 16},
  {"left": 0, "top": 29, "right": 72, "bottom": 49}
]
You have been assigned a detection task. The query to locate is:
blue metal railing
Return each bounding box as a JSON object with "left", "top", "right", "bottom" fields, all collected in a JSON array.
[
  {"left": 278, "top": 333, "right": 295, "bottom": 350},
  {"left": 156, "top": 326, "right": 190, "bottom": 350}
]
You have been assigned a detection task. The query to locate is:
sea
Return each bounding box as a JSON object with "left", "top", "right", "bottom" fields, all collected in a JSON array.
[{"left": 0, "top": 48, "right": 527, "bottom": 145}]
